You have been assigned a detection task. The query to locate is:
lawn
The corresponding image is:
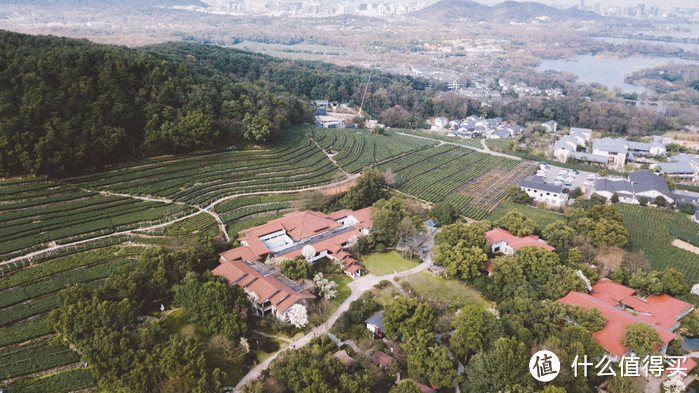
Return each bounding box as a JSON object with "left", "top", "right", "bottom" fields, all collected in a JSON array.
[
  {"left": 398, "top": 271, "right": 491, "bottom": 310},
  {"left": 363, "top": 252, "right": 418, "bottom": 276},
  {"left": 330, "top": 275, "right": 353, "bottom": 306},
  {"left": 487, "top": 201, "right": 567, "bottom": 229}
]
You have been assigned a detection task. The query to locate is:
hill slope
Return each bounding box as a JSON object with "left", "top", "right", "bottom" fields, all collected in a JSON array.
[
  {"left": 0, "top": 31, "right": 481, "bottom": 178},
  {"left": 415, "top": 0, "right": 601, "bottom": 22}
]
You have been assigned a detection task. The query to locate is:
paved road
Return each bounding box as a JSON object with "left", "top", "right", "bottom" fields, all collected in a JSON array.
[{"left": 233, "top": 260, "right": 432, "bottom": 392}]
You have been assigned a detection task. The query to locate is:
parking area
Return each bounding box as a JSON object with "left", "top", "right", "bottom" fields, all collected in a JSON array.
[{"left": 536, "top": 163, "right": 597, "bottom": 191}]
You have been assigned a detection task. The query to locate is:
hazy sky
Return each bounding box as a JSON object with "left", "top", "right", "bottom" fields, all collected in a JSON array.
[{"left": 474, "top": 0, "right": 692, "bottom": 9}]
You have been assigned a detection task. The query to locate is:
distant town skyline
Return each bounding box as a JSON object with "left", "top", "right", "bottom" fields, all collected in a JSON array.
[{"left": 464, "top": 0, "right": 694, "bottom": 10}]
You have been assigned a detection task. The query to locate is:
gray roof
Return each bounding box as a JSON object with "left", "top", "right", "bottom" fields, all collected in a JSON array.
[
  {"left": 673, "top": 190, "right": 699, "bottom": 205},
  {"left": 570, "top": 127, "right": 592, "bottom": 134},
  {"left": 593, "top": 137, "right": 628, "bottom": 154},
  {"left": 554, "top": 135, "right": 579, "bottom": 150},
  {"left": 657, "top": 162, "right": 696, "bottom": 175},
  {"left": 628, "top": 170, "right": 671, "bottom": 196},
  {"left": 519, "top": 175, "right": 563, "bottom": 193},
  {"left": 493, "top": 129, "right": 511, "bottom": 138},
  {"left": 365, "top": 310, "right": 384, "bottom": 331},
  {"left": 542, "top": 120, "right": 557, "bottom": 126},
  {"left": 670, "top": 153, "right": 699, "bottom": 166},
  {"left": 626, "top": 140, "right": 650, "bottom": 152},
  {"left": 595, "top": 178, "right": 633, "bottom": 194},
  {"left": 569, "top": 151, "right": 608, "bottom": 164}
]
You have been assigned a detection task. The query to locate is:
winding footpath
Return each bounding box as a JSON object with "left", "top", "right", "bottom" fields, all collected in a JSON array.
[
  {"left": 233, "top": 259, "right": 432, "bottom": 392},
  {"left": 0, "top": 174, "right": 360, "bottom": 270}
]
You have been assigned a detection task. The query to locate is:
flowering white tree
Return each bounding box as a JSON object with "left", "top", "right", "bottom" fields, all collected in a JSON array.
[
  {"left": 246, "top": 290, "right": 259, "bottom": 306},
  {"left": 662, "top": 375, "right": 686, "bottom": 393},
  {"left": 313, "top": 273, "right": 338, "bottom": 300},
  {"left": 302, "top": 245, "right": 316, "bottom": 262},
  {"left": 265, "top": 256, "right": 290, "bottom": 265},
  {"left": 239, "top": 337, "right": 250, "bottom": 354},
  {"left": 576, "top": 270, "right": 592, "bottom": 292},
  {"left": 287, "top": 304, "right": 308, "bottom": 328},
  {"left": 347, "top": 235, "right": 358, "bottom": 247},
  {"left": 691, "top": 283, "right": 699, "bottom": 296}
]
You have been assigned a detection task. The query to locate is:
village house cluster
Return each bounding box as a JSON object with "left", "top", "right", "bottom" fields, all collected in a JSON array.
[{"left": 431, "top": 114, "right": 524, "bottom": 140}]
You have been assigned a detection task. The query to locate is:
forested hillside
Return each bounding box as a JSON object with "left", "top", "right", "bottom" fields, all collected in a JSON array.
[{"left": 0, "top": 31, "right": 311, "bottom": 177}]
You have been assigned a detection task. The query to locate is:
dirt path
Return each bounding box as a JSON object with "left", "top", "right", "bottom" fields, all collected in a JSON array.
[
  {"left": 673, "top": 239, "right": 699, "bottom": 255},
  {"left": 395, "top": 131, "right": 523, "bottom": 161},
  {"left": 233, "top": 260, "right": 432, "bottom": 392},
  {"left": 0, "top": 175, "right": 360, "bottom": 270}
]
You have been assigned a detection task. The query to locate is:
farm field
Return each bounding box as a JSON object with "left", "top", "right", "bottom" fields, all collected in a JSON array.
[
  {"left": 306, "top": 127, "right": 437, "bottom": 173},
  {"left": 0, "top": 246, "right": 144, "bottom": 391},
  {"left": 68, "top": 130, "right": 344, "bottom": 207},
  {"left": 376, "top": 144, "right": 534, "bottom": 220},
  {"left": 0, "top": 178, "right": 189, "bottom": 259},
  {"left": 617, "top": 204, "right": 699, "bottom": 284},
  {"left": 487, "top": 201, "right": 568, "bottom": 228}
]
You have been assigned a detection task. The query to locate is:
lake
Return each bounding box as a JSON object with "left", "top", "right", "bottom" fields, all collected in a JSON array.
[
  {"left": 594, "top": 36, "right": 699, "bottom": 52},
  {"left": 535, "top": 54, "right": 699, "bottom": 95}
]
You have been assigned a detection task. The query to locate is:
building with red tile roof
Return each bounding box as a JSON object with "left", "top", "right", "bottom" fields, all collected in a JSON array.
[
  {"left": 558, "top": 279, "right": 695, "bottom": 363},
  {"left": 485, "top": 227, "right": 555, "bottom": 255},
  {"left": 213, "top": 208, "right": 372, "bottom": 322}
]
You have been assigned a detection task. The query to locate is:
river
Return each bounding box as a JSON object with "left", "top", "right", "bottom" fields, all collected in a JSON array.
[{"left": 535, "top": 54, "right": 699, "bottom": 95}]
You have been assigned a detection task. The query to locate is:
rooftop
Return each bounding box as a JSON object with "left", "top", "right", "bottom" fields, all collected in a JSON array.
[
  {"left": 558, "top": 279, "right": 694, "bottom": 357},
  {"left": 628, "top": 170, "right": 671, "bottom": 196},
  {"left": 485, "top": 227, "right": 555, "bottom": 252},
  {"left": 365, "top": 310, "right": 385, "bottom": 331},
  {"left": 519, "top": 175, "right": 563, "bottom": 194}
]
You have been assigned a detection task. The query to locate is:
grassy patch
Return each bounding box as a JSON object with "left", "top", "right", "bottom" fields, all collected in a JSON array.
[
  {"left": 399, "top": 271, "right": 491, "bottom": 310},
  {"left": 161, "top": 308, "right": 189, "bottom": 335},
  {"left": 363, "top": 252, "right": 418, "bottom": 276},
  {"left": 330, "top": 275, "right": 353, "bottom": 306},
  {"left": 487, "top": 201, "right": 567, "bottom": 229}
]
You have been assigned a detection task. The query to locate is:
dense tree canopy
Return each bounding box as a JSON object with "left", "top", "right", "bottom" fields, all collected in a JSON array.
[
  {"left": 342, "top": 167, "right": 387, "bottom": 210},
  {"left": 0, "top": 31, "right": 310, "bottom": 176},
  {"left": 383, "top": 297, "right": 435, "bottom": 339},
  {"left": 463, "top": 337, "right": 531, "bottom": 393},
  {"left": 49, "top": 247, "right": 250, "bottom": 393},
  {"left": 494, "top": 210, "right": 540, "bottom": 236},
  {"left": 622, "top": 323, "right": 662, "bottom": 358}
]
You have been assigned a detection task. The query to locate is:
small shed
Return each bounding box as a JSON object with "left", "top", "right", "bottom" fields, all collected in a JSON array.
[
  {"left": 370, "top": 351, "right": 394, "bottom": 370},
  {"left": 365, "top": 310, "right": 385, "bottom": 338}
]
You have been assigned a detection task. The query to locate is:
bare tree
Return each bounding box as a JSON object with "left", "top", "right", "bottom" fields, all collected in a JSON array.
[{"left": 383, "top": 168, "right": 396, "bottom": 191}]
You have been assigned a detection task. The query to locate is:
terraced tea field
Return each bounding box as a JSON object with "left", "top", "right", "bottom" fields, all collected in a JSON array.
[
  {"left": 376, "top": 144, "right": 534, "bottom": 219},
  {"left": 0, "top": 179, "right": 190, "bottom": 259},
  {"left": 306, "top": 127, "right": 437, "bottom": 173},
  {"left": 68, "top": 131, "right": 344, "bottom": 207},
  {"left": 617, "top": 204, "right": 699, "bottom": 284},
  {"left": 0, "top": 246, "right": 142, "bottom": 390}
]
